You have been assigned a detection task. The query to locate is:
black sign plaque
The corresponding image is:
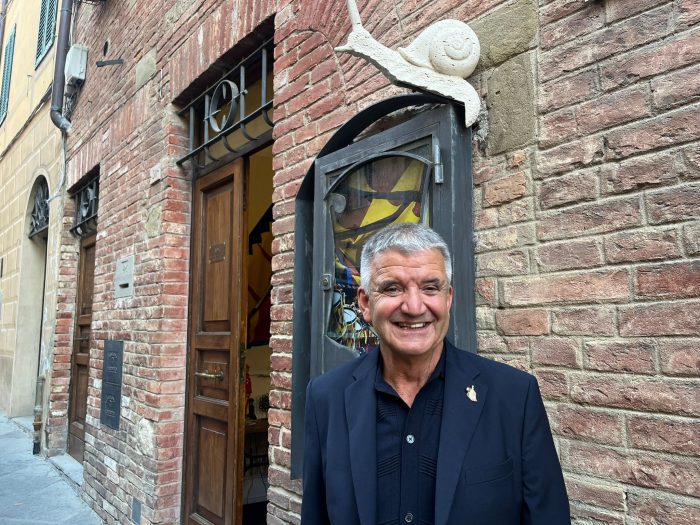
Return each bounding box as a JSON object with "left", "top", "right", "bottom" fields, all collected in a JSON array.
[{"left": 100, "top": 340, "right": 123, "bottom": 430}]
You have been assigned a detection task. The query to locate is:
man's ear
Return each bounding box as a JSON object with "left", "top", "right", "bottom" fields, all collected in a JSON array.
[{"left": 357, "top": 287, "right": 372, "bottom": 323}]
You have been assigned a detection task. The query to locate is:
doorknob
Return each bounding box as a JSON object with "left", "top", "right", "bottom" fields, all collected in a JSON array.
[{"left": 194, "top": 370, "right": 224, "bottom": 381}]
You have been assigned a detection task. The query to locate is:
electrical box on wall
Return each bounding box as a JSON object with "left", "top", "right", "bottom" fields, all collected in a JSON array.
[{"left": 65, "top": 44, "right": 88, "bottom": 87}]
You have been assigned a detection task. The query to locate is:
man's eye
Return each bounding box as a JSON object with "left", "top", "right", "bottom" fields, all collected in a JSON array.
[
  {"left": 382, "top": 286, "right": 402, "bottom": 295},
  {"left": 423, "top": 285, "right": 440, "bottom": 295}
]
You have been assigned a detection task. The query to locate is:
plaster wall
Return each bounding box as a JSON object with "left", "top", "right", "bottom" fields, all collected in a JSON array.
[{"left": 0, "top": 1, "right": 63, "bottom": 417}]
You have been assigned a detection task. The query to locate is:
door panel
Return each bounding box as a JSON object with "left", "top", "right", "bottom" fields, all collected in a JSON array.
[
  {"left": 69, "top": 235, "right": 96, "bottom": 463},
  {"left": 185, "top": 160, "right": 246, "bottom": 525}
]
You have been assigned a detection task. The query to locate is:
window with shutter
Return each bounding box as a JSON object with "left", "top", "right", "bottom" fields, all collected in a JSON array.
[
  {"left": 0, "top": 25, "right": 16, "bottom": 126},
  {"left": 35, "top": 0, "right": 58, "bottom": 67}
]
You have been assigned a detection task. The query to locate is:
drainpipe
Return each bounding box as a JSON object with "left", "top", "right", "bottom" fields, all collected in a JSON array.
[
  {"left": 50, "top": 0, "right": 74, "bottom": 132},
  {"left": 0, "top": 1, "right": 8, "bottom": 64}
]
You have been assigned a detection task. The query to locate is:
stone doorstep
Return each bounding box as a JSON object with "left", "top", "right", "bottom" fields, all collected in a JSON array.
[{"left": 8, "top": 415, "right": 86, "bottom": 490}]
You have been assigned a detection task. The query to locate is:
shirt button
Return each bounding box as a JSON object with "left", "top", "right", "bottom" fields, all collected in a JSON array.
[
  {"left": 404, "top": 512, "right": 414, "bottom": 523},
  {"left": 406, "top": 434, "right": 415, "bottom": 444}
]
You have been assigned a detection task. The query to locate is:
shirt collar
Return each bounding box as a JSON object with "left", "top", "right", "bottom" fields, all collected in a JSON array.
[{"left": 374, "top": 344, "right": 446, "bottom": 396}]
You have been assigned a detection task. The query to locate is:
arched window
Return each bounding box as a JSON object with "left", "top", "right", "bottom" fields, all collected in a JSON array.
[{"left": 28, "top": 177, "right": 50, "bottom": 239}]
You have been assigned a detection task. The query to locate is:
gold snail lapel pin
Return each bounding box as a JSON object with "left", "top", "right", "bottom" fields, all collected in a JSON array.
[
  {"left": 466, "top": 385, "right": 477, "bottom": 403},
  {"left": 335, "top": 0, "right": 482, "bottom": 128}
]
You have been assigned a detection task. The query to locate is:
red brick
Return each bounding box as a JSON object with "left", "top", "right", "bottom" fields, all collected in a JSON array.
[
  {"left": 503, "top": 270, "right": 629, "bottom": 306},
  {"left": 684, "top": 222, "right": 700, "bottom": 255},
  {"left": 627, "top": 492, "right": 700, "bottom": 525},
  {"left": 606, "top": 0, "right": 669, "bottom": 22},
  {"left": 495, "top": 309, "right": 550, "bottom": 336},
  {"left": 536, "top": 137, "right": 604, "bottom": 176},
  {"left": 602, "top": 154, "right": 677, "bottom": 193},
  {"left": 565, "top": 478, "right": 625, "bottom": 512},
  {"left": 532, "top": 337, "right": 579, "bottom": 368},
  {"left": 601, "top": 28, "right": 700, "bottom": 90},
  {"left": 569, "top": 504, "right": 624, "bottom": 525},
  {"left": 659, "top": 340, "right": 700, "bottom": 376},
  {"left": 475, "top": 225, "right": 521, "bottom": 252},
  {"left": 646, "top": 184, "right": 700, "bottom": 224},
  {"left": 539, "top": 108, "right": 578, "bottom": 148},
  {"left": 552, "top": 306, "right": 616, "bottom": 336},
  {"left": 651, "top": 63, "right": 700, "bottom": 109},
  {"left": 483, "top": 172, "right": 528, "bottom": 207},
  {"left": 606, "top": 106, "right": 700, "bottom": 160},
  {"left": 571, "top": 376, "right": 699, "bottom": 415},
  {"left": 535, "top": 370, "right": 569, "bottom": 400},
  {"left": 678, "top": 0, "right": 700, "bottom": 28},
  {"left": 499, "top": 198, "right": 535, "bottom": 225},
  {"left": 474, "top": 208, "right": 499, "bottom": 231},
  {"left": 477, "top": 332, "right": 507, "bottom": 353},
  {"left": 578, "top": 86, "right": 651, "bottom": 135},
  {"left": 620, "top": 301, "right": 700, "bottom": 336},
  {"left": 476, "top": 250, "right": 529, "bottom": 277},
  {"left": 635, "top": 261, "right": 700, "bottom": 299},
  {"left": 584, "top": 340, "right": 656, "bottom": 374},
  {"left": 475, "top": 278, "right": 497, "bottom": 306},
  {"left": 473, "top": 162, "right": 502, "bottom": 186},
  {"left": 604, "top": 229, "right": 681, "bottom": 263},
  {"left": 539, "top": 68, "right": 599, "bottom": 113},
  {"left": 540, "top": 2, "right": 604, "bottom": 50},
  {"left": 550, "top": 405, "right": 623, "bottom": 445},
  {"left": 535, "top": 239, "right": 602, "bottom": 272},
  {"left": 540, "top": 5, "right": 672, "bottom": 82},
  {"left": 563, "top": 441, "right": 700, "bottom": 497},
  {"left": 538, "top": 171, "right": 598, "bottom": 209},
  {"left": 628, "top": 416, "right": 700, "bottom": 455},
  {"left": 541, "top": 0, "right": 591, "bottom": 25},
  {"left": 537, "top": 198, "right": 642, "bottom": 241}
]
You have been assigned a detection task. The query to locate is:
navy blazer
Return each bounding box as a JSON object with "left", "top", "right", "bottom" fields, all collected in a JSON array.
[{"left": 302, "top": 341, "right": 570, "bottom": 525}]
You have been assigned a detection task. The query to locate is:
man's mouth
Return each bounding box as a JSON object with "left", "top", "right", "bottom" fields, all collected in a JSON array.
[{"left": 394, "top": 322, "right": 430, "bottom": 329}]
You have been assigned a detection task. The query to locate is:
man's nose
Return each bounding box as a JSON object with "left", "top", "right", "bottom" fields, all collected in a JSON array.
[{"left": 401, "top": 287, "right": 426, "bottom": 315}]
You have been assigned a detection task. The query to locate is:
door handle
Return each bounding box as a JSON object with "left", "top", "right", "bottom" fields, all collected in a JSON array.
[{"left": 195, "top": 370, "right": 225, "bottom": 381}]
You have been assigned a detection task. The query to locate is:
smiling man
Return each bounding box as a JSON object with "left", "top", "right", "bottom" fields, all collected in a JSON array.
[{"left": 302, "top": 223, "right": 570, "bottom": 525}]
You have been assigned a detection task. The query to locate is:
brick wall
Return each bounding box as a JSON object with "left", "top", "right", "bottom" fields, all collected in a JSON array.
[
  {"left": 270, "top": 0, "right": 700, "bottom": 523},
  {"left": 55, "top": 1, "right": 275, "bottom": 523}
]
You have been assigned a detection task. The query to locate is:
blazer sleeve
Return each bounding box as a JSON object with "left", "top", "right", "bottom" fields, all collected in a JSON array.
[
  {"left": 521, "top": 376, "right": 571, "bottom": 525},
  {"left": 301, "top": 379, "right": 331, "bottom": 525}
]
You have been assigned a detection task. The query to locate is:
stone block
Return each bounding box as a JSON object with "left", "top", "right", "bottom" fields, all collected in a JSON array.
[
  {"left": 135, "top": 49, "right": 157, "bottom": 92},
  {"left": 486, "top": 52, "right": 536, "bottom": 154},
  {"left": 472, "top": 0, "right": 537, "bottom": 69}
]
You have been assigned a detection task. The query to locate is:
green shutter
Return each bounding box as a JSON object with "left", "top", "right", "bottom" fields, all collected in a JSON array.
[
  {"left": 0, "top": 25, "right": 16, "bottom": 125},
  {"left": 35, "top": 0, "right": 58, "bottom": 66}
]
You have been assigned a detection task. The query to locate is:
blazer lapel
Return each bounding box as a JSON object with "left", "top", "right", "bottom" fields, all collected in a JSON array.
[
  {"left": 435, "top": 343, "right": 488, "bottom": 525},
  {"left": 345, "top": 350, "right": 379, "bottom": 525}
]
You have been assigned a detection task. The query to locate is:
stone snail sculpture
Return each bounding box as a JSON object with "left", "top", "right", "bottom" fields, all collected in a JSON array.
[{"left": 335, "top": 0, "right": 482, "bottom": 127}]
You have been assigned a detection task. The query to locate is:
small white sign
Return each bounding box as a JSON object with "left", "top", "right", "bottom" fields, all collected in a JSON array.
[{"left": 149, "top": 164, "right": 162, "bottom": 185}]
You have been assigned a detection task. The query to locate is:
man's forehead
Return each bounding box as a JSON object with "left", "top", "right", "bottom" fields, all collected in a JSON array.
[{"left": 370, "top": 248, "right": 448, "bottom": 277}]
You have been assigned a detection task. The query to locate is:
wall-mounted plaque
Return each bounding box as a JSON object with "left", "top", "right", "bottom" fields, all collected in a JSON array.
[{"left": 100, "top": 340, "right": 124, "bottom": 430}]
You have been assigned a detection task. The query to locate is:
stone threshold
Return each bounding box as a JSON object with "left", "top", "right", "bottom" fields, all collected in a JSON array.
[{"left": 10, "top": 414, "right": 86, "bottom": 489}]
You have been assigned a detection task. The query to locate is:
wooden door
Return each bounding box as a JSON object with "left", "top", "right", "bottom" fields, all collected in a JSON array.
[
  {"left": 68, "top": 234, "right": 96, "bottom": 462},
  {"left": 184, "top": 160, "right": 247, "bottom": 525}
]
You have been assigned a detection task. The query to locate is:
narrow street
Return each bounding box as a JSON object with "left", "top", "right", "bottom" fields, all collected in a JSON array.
[{"left": 0, "top": 412, "right": 102, "bottom": 524}]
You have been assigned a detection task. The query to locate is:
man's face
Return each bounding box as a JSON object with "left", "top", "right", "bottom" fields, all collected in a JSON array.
[{"left": 358, "top": 248, "right": 453, "bottom": 362}]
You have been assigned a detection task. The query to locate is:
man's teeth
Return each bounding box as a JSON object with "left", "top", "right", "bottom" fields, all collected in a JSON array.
[{"left": 397, "top": 322, "right": 427, "bottom": 328}]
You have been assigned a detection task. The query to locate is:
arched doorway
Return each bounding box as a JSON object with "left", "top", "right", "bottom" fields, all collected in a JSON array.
[{"left": 11, "top": 176, "right": 50, "bottom": 417}]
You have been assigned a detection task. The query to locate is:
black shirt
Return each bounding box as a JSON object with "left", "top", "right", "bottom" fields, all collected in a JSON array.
[{"left": 375, "top": 351, "right": 445, "bottom": 525}]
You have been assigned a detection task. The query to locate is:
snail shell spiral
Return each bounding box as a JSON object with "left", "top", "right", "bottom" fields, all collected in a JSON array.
[{"left": 398, "top": 20, "right": 480, "bottom": 78}]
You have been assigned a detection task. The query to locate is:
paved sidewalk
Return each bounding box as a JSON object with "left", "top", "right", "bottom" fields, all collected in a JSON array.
[{"left": 0, "top": 412, "right": 103, "bottom": 524}]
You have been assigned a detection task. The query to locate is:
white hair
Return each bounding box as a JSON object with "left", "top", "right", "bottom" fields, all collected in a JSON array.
[{"left": 359, "top": 223, "right": 452, "bottom": 290}]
